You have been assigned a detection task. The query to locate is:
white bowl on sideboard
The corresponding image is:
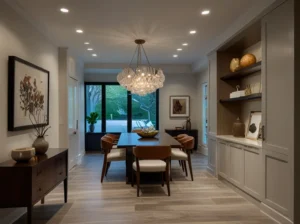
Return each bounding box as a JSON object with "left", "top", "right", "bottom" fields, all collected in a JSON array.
[{"left": 11, "top": 147, "right": 35, "bottom": 162}]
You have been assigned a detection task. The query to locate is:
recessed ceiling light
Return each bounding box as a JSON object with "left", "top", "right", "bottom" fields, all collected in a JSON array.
[
  {"left": 190, "top": 30, "right": 197, "bottom": 34},
  {"left": 182, "top": 43, "right": 188, "bottom": 46},
  {"left": 177, "top": 48, "right": 182, "bottom": 51},
  {"left": 201, "top": 10, "right": 210, "bottom": 15},
  {"left": 60, "top": 8, "right": 69, "bottom": 13},
  {"left": 173, "top": 55, "right": 178, "bottom": 58},
  {"left": 92, "top": 54, "right": 97, "bottom": 57},
  {"left": 76, "top": 29, "right": 83, "bottom": 33},
  {"left": 84, "top": 42, "right": 90, "bottom": 45},
  {"left": 87, "top": 48, "right": 93, "bottom": 51}
]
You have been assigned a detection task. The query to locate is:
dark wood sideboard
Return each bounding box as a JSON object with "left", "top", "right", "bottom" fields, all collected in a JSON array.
[
  {"left": 165, "top": 129, "right": 198, "bottom": 150},
  {"left": 0, "top": 148, "right": 68, "bottom": 224}
]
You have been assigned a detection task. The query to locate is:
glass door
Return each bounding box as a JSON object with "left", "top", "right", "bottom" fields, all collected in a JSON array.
[{"left": 105, "top": 85, "right": 128, "bottom": 132}]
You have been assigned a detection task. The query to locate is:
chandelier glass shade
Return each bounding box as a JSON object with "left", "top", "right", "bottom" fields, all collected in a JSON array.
[{"left": 117, "top": 39, "right": 165, "bottom": 96}]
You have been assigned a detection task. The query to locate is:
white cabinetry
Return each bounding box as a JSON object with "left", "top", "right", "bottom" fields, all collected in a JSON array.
[
  {"left": 217, "top": 137, "right": 262, "bottom": 201},
  {"left": 207, "top": 134, "right": 217, "bottom": 175},
  {"left": 262, "top": 0, "right": 294, "bottom": 221}
]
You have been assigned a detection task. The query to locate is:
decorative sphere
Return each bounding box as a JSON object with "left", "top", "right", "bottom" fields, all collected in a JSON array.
[{"left": 240, "top": 54, "right": 257, "bottom": 68}]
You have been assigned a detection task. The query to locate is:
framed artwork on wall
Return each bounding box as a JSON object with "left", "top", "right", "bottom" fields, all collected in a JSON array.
[
  {"left": 8, "top": 56, "right": 50, "bottom": 131},
  {"left": 170, "top": 95, "right": 190, "bottom": 118},
  {"left": 246, "top": 111, "right": 262, "bottom": 140}
]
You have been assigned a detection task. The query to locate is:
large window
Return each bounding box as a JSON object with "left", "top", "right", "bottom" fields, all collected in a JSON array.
[{"left": 85, "top": 83, "right": 159, "bottom": 133}]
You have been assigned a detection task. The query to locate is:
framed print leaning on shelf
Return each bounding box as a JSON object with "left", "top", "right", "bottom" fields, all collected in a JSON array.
[{"left": 246, "top": 111, "right": 262, "bottom": 140}]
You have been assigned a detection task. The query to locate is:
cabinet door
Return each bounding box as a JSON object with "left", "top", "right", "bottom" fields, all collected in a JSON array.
[
  {"left": 229, "top": 144, "right": 244, "bottom": 187},
  {"left": 262, "top": 0, "right": 294, "bottom": 218},
  {"left": 218, "top": 141, "right": 230, "bottom": 178},
  {"left": 244, "top": 147, "right": 262, "bottom": 200}
]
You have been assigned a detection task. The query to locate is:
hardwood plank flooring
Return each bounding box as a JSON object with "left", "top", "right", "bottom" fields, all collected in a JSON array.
[{"left": 14, "top": 152, "right": 276, "bottom": 224}]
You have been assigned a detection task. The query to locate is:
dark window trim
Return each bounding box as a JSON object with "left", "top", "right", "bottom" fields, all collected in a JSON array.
[{"left": 84, "top": 82, "right": 160, "bottom": 134}]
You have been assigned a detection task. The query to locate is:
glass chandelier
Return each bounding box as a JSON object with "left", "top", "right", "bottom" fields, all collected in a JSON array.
[{"left": 117, "top": 39, "right": 165, "bottom": 96}]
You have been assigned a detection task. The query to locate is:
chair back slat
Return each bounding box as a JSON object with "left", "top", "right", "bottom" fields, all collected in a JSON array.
[{"left": 133, "top": 146, "right": 171, "bottom": 160}]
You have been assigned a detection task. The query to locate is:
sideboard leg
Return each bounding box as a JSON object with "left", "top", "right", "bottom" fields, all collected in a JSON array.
[
  {"left": 64, "top": 178, "right": 68, "bottom": 203},
  {"left": 27, "top": 206, "right": 32, "bottom": 224}
]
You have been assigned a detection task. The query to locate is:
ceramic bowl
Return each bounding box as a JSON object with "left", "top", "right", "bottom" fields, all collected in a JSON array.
[
  {"left": 137, "top": 130, "right": 159, "bottom": 138},
  {"left": 11, "top": 147, "right": 35, "bottom": 162}
]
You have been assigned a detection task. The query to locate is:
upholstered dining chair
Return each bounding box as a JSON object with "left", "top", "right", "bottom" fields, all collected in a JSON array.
[
  {"left": 105, "top": 134, "right": 119, "bottom": 149},
  {"left": 171, "top": 136, "right": 195, "bottom": 181},
  {"left": 174, "top": 134, "right": 188, "bottom": 141},
  {"left": 132, "top": 146, "right": 171, "bottom": 197},
  {"left": 100, "top": 136, "right": 126, "bottom": 183}
]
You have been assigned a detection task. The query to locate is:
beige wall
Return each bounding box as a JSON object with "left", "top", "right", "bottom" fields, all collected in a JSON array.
[
  {"left": 0, "top": 2, "right": 59, "bottom": 223},
  {"left": 85, "top": 72, "right": 198, "bottom": 131}
]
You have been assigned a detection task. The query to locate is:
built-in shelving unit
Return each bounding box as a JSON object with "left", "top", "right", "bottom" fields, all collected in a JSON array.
[
  {"left": 220, "top": 61, "right": 261, "bottom": 81},
  {"left": 219, "top": 93, "right": 262, "bottom": 103}
]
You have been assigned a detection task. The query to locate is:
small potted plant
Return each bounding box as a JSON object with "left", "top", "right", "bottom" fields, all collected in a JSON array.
[{"left": 86, "top": 112, "right": 99, "bottom": 133}]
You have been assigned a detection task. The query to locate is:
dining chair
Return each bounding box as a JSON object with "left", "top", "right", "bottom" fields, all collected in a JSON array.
[
  {"left": 174, "top": 134, "right": 188, "bottom": 140},
  {"left": 171, "top": 136, "right": 195, "bottom": 181},
  {"left": 100, "top": 136, "right": 126, "bottom": 183},
  {"left": 105, "top": 134, "right": 119, "bottom": 149},
  {"left": 132, "top": 146, "right": 171, "bottom": 197}
]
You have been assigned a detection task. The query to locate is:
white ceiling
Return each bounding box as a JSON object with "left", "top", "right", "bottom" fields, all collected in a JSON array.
[{"left": 8, "top": 0, "right": 271, "bottom": 65}]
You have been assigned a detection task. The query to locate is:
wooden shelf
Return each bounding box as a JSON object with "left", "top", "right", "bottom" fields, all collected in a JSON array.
[
  {"left": 220, "top": 61, "right": 261, "bottom": 81},
  {"left": 219, "top": 93, "right": 262, "bottom": 103}
]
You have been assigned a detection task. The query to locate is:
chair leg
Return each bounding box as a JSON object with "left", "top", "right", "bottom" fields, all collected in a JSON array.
[
  {"left": 131, "top": 170, "right": 134, "bottom": 187},
  {"left": 170, "top": 160, "right": 172, "bottom": 181},
  {"left": 101, "top": 157, "right": 107, "bottom": 183},
  {"left": 165, "top": 170, "right": 170, "bottom": 196},
  {"left": 184, "top": 161, "right": 188, "bottom": 177},
  {"left": 181, "top": 160, "right": 185, "bottom": 172},
  {"left": 187, "top": 153, "right": 194, "bottom": 181},
  {"left": 161, "top": 172, "right": 164, "bottom": 187},
  {"left": 136, "top": 171, "right": 140, "bottom": 197},
  {"left": 105, "top": 162, "right": 111, "bottom": 176}
]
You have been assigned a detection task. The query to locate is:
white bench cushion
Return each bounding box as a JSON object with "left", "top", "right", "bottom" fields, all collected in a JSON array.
[
  {"left": 171, "top": 148, "right": 188, "bottom": 160},
  {"left": 133, "top": 160, "right": 166, "bottom": 172},
  {"left": 107, "top": 149, "right": 126, "bottom": 162},
  {"left": 112, "top": 145, "right": 118, "bottom": 149}
]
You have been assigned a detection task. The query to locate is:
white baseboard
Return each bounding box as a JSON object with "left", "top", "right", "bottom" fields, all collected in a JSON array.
[
  {"left": 198, "top": 144, "right": 208, "bottom": 156},
  {"left": 261, "top": 203, "right": 293, "bottom": 224}
]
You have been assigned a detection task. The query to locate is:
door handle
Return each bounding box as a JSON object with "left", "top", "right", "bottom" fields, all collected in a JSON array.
[{"left": 261, "top": 125, "right": 265, "bottom": 141}]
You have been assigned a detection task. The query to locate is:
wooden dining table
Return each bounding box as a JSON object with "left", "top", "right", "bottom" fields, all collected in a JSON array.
[{"left": 117, "top": 132, "right": 181, "bottom": 184}]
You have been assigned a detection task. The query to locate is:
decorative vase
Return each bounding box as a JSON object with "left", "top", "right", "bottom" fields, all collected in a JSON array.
[
  {"left": 89, "top": 124, "right": 95, "bottom": 132},
  {"left": 230, "top": 58, "right": 240, "bottom": 72},
  {"left": 32, "top": 137, "right": 49, "bottom": 154},
  {"left": 232, "top": 117, "right": 245, "bottom": 137},
  {"left": 186, "top": 118, "right": 191, "bottom": 131},
  {"left": 11, "top": 147, "right": 35, "bottom": 162}
]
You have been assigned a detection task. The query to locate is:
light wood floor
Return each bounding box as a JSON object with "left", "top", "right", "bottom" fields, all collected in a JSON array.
[{"left": 14, "top": 152, "right": 276, "bottom": 224}]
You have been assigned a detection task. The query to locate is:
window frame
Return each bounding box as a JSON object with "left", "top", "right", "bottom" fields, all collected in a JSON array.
[{"left": 84, "top": 82, "right": 159, "bottom": 134}]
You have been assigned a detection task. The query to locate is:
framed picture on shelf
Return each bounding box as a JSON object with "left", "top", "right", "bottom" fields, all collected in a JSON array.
[
  {"left": 170, "top": 95, "right": 190, "bottom": 118},
  {"left": 246, "top": 111, "right": 262, "bottom": 140},
  {"left": 8, "top": 56, "right": 50, "bottom": 131}
]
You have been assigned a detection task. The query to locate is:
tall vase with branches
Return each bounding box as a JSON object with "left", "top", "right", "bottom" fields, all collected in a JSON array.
[{"left": 29, "top": 111, "right": 50, "bottom": 154}]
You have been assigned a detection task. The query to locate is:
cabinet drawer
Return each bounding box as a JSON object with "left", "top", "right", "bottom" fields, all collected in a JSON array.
[
  {"left": 55, "top": 153, "right": 67, "bottom": 182},
  {"left": 32, "top": 159, "right": 57, "bottom": 203}
]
